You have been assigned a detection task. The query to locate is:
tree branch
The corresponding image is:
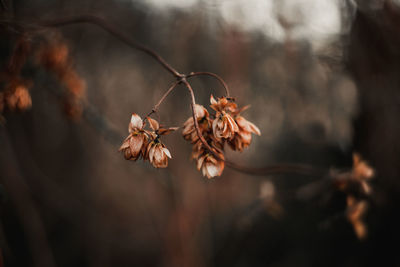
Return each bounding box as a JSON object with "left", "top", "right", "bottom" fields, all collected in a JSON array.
[{"left": 186, "top": 72, "right": 230, "bottom": 97}]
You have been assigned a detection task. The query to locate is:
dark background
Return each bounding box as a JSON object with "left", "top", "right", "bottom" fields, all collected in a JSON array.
[{"left": 1, "top": 0, "right": 400, "bottom": 266}]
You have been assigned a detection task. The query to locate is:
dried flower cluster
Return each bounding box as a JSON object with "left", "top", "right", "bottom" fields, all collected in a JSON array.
[
  {"left": 0, "top": 34, "right": 86, "bottom": 120},
  {"left": 0, "top": 38, "right": 33, "bottom": 118},
  {"left": 35, "top": 36, "right": 86, "bottom": 119},
  {"left": 119, "top": 96, "right": 260, "bottom": 178},
  {"left": 119, "top": 113, "right": 177, "bottom": 168},
  {"left": 0, "top": 78, "right": 32, "bottom": 115},
  {"left": 332, "top": 153, "right": 374, "bottom": 239},
  {"left": 182, "top": 95, "right": 260, "bottom": 178}
]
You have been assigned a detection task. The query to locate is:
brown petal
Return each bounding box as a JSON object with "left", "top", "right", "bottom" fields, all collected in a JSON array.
[
  {"left": 149, "top": 144, "right": 156, "bottom": 163},
  {"left": 204, "top": 162, "right": 219, "bottom": 178},
  {"left": 124, "top": 148, "right": 132, "bottom": 160},
  {"left": 158, "top": 127, "right": 179, "bottom": 135},
  {"left": 235, "top": 104, "right": 250, "bottom": 115},
  {"left": 130, "top": 113, "right": 143, "bottom": 130},
  {"left": 119, "top": 140, "right": 130, "bottom": 151},
  {"left": 249, "top": 122, "right": 261, "bottom": 135},
  {"left": 147, "top": 117, "right": 159, "bottom": 131},
  {"left": 154, "top": 146, "right": 164, "bottom": 162},
  {"left": 129, "top": 134, "right": 144, "bottom": 156},
  {"left": 162, "top": 147, "right": 172, "bottom": 158},
  {"left": 194, "top": 104, "right": 209, "bottom": 118},
  {"left": 197, "top": 155, "right": 206, "bottom": 170},
  {"left": 210, "top": 94, "right": 217, "bottom": 105}
]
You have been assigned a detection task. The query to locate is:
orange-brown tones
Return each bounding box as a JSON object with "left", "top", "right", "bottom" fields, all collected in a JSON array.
[
  {"left": 346, "top": 196, "right": 368, "bottom": 240},
  {"left": 119, "top": 114, "right": 148, "bottom": 161},
  {"left": 35, "top": 38, "right": 86, "bottom": 119},
  {"left": 120, "top": 114, "right": 177, "bottom": 168},
  {"left": 331, "top": 153, "right": 374, "bottom": 240},
  {"left": 181, "top": 94, "right": 260, "bottom": 178}
]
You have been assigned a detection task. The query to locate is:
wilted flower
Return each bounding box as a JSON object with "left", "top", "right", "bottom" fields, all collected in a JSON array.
[
  {"left": 190, "top": 130, "right": 225, "bottom": 178},
  {"left": 346, "top": 196, "right": 368, "bottom": 240},
  {"left": 210, "top": 95, "right": 239, "bottom": 140},
  {"left": 330, "top": 153, "right": 374, "bottom": 240},
  {"left": 333, "top": 153, "right": 374, "bottom": 196},
  {"left": 196, "top": 151, "right": 225, "bottom": 179},
  {"left": 5, "top": 83, "right": 32, "bottom": 111},
  {"left": 35, "top": 38, "right": 86, "bottom": 119},
  {"left": 119, "top": 113, "right": 148, "bottom": 161},
  {"left": 35, "top": 40, "right": 69, "bottom": 73},
  {"left": 351, "top": 153, "right": 374, "bottom": 195},
  {"left": 146, "top": 141, "right": 172, "bottom": 168},
  {"left": 143, "top": 117, "right": 177, "bottom": 168},
  {"left": 182, "top": 104, "right": 210, "bottom": 143},
  {"left": 210, "top": 94, "right": 237, "bottom": 113},
  {"left": 228, "top": 115, "right": 261, "bottom": 151}
]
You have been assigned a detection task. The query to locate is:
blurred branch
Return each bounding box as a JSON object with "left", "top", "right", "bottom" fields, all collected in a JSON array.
[
  {"left": 187, "top": 72, "right": 230, "bottom": 97},
  {"left": 0, "top": 131, "right": 56, "bottom": 267},
  {"left": 0, "top": 15, "right": 182, "bottom": 78}
]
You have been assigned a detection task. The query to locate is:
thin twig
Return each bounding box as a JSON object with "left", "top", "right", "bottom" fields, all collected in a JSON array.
[
  {"left": 146, "top": 80, "right": 181, "bottom": 119},
  {"left": 186, "top": 72, "right": 230, "bottom": 97}
]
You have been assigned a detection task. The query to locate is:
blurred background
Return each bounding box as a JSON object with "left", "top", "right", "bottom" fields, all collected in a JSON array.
[{"left": 1, "top": 0, "right": 400, "bottom": 266}]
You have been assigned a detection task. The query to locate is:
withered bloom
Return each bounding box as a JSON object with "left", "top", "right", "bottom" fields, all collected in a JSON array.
[
  {"left": 332, "top": 153, "right": 374, "bottom": 196},
  {"left": 144, "top": 117, "right": 177, "bottom": 168},
  {"left": 182, "top": 104, "right": 210, "bottom": 143},
  {"left": 190, "top": 129, "right": 225, "bottom": 178},
  {"left": 35, "top": 40, "right": 69, "bottom": 71},
  {"left": 330, "top": 153, "right": 374, "bottom": 240},
  {"left": 119, "top": 113, "right": 148, "bottom": 161},
  {"left": 5, "top": 82, "right": 32, "bottom": 112},
  {"left": 210, "top": 95, "right": 239, "bottom": 140},
  {"left": 351, "top": 153, "right": 374, "bottom": 195},
  {"left": 346, "top": 196, "right": 368, "bottom": 240},
  {"left": 229, "top": 113, "right": 261, "bottom": 151},
  {"left": 35, "top": 38, "right": 86, "bottom": 120},
  {"left": 196, "top": 151, "right": 225, "bottom": 179},
  {"left": 146, "top": 142, "right": 172, "bottom": 168}
]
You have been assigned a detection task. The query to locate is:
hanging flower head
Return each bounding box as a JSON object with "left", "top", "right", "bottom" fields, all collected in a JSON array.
[
  {"left": 119, "top": 113, "right": 148, "bottom": 161},
  {"left": 346, "top": 196, "right": 368, "bottom": 240},
  {"left": 144, "top": 117, "right": 177, "bottom": 168},
  {"left": 182, "top": 104, "right": 210, "bottom": 143},
  {"left": 351, "top": 153, "right": 374, "bottom": 195},
  {"left": 120, "top": 114, "right": 177, "bottom": 168},
  {"left": 210, "top": 95, "right": 239, "bottom": 140},
  {"left": 196, "top": 151, "right": 225, "bottom": 179},
  {"left": 228, "top": 106, "right": 261, "bottom": 151}
]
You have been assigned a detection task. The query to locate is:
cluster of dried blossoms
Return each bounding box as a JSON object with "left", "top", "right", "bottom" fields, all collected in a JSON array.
[
  {"left": 120, "top": 95, "right": 260, "bottom": 178},
  {"left": 119, "top": 114, "right": 178, "bottom": 168},
  {"left": 0, "top": 33, "right": 86, "bottom": 121},
  {"left": 182, "top": 95, "right": 260, "bottom": 178},
  {"left": 332, "top": 153, "right": 374, "bottom": 239},
  {"left": 0, "top": 38, "right": 33, "bottom": 119},
  {"left": 34, "top": 35, "right": 86, "bottom": 120}
]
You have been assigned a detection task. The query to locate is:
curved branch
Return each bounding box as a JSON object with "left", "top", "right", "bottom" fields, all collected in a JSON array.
[
  {"left": 183, "top": 79, "right": 325, "bottom": 177},
  {"left": 1, "top": 15, "right": 183, "bottom": 78},
  {"left": 186, "top": 71, "right": 230, "bottom": 97}
]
